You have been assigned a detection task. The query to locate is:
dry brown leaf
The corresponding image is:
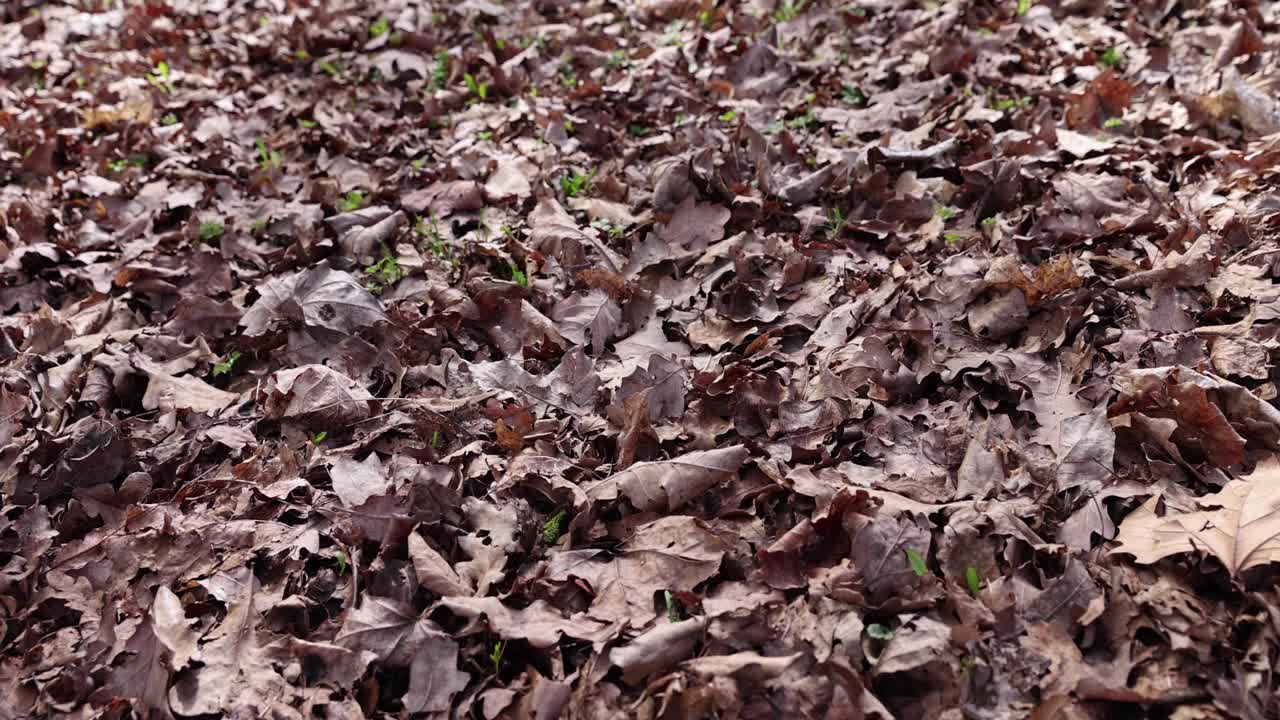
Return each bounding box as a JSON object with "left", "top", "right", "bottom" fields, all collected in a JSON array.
[{"left": 1113, "top": 456, "right": 1280, "bottom": 578}]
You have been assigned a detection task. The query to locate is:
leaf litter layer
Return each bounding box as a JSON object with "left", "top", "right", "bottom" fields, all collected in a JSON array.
[{"left": 4, "top": 0, "right": 1280, "bottom": 717}]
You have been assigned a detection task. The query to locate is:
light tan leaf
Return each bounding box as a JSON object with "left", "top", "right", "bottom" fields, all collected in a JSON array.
[
  {"left": 584, "top": 445, "right": 749, "bottom": 512},
  {"left": 1112, "top": 457, "right": 1280, "bottom": 577}
]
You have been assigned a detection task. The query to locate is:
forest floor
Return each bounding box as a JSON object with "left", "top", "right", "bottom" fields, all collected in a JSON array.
[{"left": 4, "top": 0, "right": 1280, "bottom": 718}]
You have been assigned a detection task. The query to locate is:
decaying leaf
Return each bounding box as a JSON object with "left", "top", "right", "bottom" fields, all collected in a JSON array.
[{"left": 1113, "top": 457, "right": 1280, "bottom": 579}]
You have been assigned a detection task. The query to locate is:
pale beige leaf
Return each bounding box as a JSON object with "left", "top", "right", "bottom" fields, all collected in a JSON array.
[{"left": 1112, "top": 457, "right": 1280, "bottom": 576}]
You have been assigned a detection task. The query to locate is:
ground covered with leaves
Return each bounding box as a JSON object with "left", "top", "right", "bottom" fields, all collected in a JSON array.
[{"left": 6, "top": 0, "right": 1280, "bottom": 717}]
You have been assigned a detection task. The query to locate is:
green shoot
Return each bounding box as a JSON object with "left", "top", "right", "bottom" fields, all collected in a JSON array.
[
  {"left": 198, "top": 221, "right": 224, "bottom": 242},
  {"left": 1016, "top": 0, "right": 1033, "bottom": 16},
  {"left": 866, "top": 623, "right": 894, "bottom": 640},
  {"left": 464, "top": 72, "right": 489, "bottom": 100},
  {"left": 311, "top": 431, "right": 328, "bottom": 445},
  {"left": 774, "top": 0, "right": 807, "bottom": 22},
  {"left": 992, "top": 96, "right": 1032, "bottom": 112},
  {"left": 431, "top": 430, "right": 442, "bottom": 448},
  {"left": 364, "top": 246, "right": 405, "bottom": 293},
  {"left": 337, "top": 190, "right": 366, "bottom": 212},
  {"left": 904, "top": 548, "right": 928, "bottom": 577},
  {"left": 1099, "top": 47, "right": 1124, "bottom": 69},
  {"left": 542, "top": 508, "right": 570, "bottom": 543},
  {"left": 211, "top": 350, "right": 241, "bottom": 378},
  {"left": 933, "top": 203, "right": 958, "bottom": 221},
  {"left": 107, "top": 159, "right": 127, "bottom": 173},
  {"left": 660, "top": 19, "right": 685, "bottom": 46},
  {"left": 477, "top": 130, "right": 493, "bottom": 141},
  {"left": 146, "top": 61, "right": 173, "bottom": 93},
  {"left": 318, "top": 59, "right": 341, "bottom": 77},
  {"left": 718, "top": 109, "right": 738, "bottom": 123},
  {"left": 605, "top": 50, "right": 630, "bottom": 71},
  {"left": 161, "top": 113, "right": 178, "bottom": 126},
  {"left": 788, "top": 108, "right": 815, "bottom": 129},
  {"left": 842, "top": 84, "right": 868, "bottom": 107},
  {"left": 559, "top": 167, "right": 596, "bottom": 198},
  {"left": 627, "top": 123, "right": 650, "bottom": 137},
  {"left": 825, "top": 207, "right": 846, "bottom": 236},
  {"left": 1103, "top": 117, "right": 1125, "bottom": 129},
  {"left": 489, "top": 641, "right": 505, "bottom": 672},
  {"left": 334, "top": 551, "right": 348, "bottom": 575},
  {"left": 256, "top": 137, "right": 283, "bottom": 171},
  {"left": 665, "top": 590, "right": 681, "bottom": 621},
  {"left": 981, "top": 215, "right": 997, "bottom": 227},
  {"left": 591, "top": 219, "right": 626, "bottom": 239},
  {"left": 431, "top": 50, "right": 449, "bottom": 89},
  {"left": 369, "top": 17, "right": 389, "bottom": 37},
  {"left": 299, "top": 118, "right": 317, "bottom": 129},
  {"left": 252, "top": 217, "right": 269, "bottom": 234},
  {"left": 965, "top": 565, "right": 981, "bottom": 596},
  {"left": 507, "top": 260, "right": 528, "bottom": 288},
  {"left": 943, "top": 232, "right": 966, "bottom": 244}
]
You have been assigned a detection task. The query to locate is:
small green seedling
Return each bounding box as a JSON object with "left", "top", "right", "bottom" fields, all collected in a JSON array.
[
  {"left": 774, "top": 0, "right": 807, "bottom": 22},
  {"left": 256, "top": 137, "right": 283, "bottom": 171},
  {"left": 559, "top": 168, "right": 596, "bottom": 198},
  {"left": 211, "top": 350, "right": 241, "bottom": 378},
  {"left": 431, "top": 430, "right": 442, "bottom": 448},
  {"left": 660, "top": 19, "right": 685, "bottom": 46},
  {"left": 788, "top": 109, "right": 815, "bottom": 129},
  {"left": 842, "top": 84, "right": 868, "bottom": 107},
  {"left": 464, "top": 72, "right": 488, "bottom": 100},
  {"left": 992, "top": 96, "right": 1032, "bottom": 112},
  {"left": 431, "top": 50, "right": 449, "bottom": 89},
  {"left": 1103, "top": 117, "right": 1125, "bottom": 129},
  {"left": 507, "top": 260, "right": 529, "bottom": 288},
  {"left": 311, "top": 431, "right": 328, "bottom": 444},
  {"left": 965, "top": 565, "right": 981, "bottom": 596},
  {"left": 477, "top": 130, "right": 493, "bottom": 141},
  {"left": 318, "top": 59, "right": 341, "bottom": 77},
  {"left": 252, "top": 217, "right": 269, "bottom": 234},
  {"left": 299, "top": 118, "right": 317, "bottom": 129},
  {"left": 591, "top": 219, "right": 626, "bottom": 239},
  {"left": 107, "top": 159, "right": 127, "bottom": 173},
  {"left": 489, "top": 641, "right": 505, "bottom": 672},
  {"left": 1099, "top": 46, "right": 1124, "bottom": 69},
  {"left": 943, "top": 232, "right": 966, "bottom": 244},
  {"left": 364, "top": 247, "right": 405, "bottom": 293},
  {"left": 905, "top": 548, "right": 928, "bottom": 577},
  {"left": 866, "top": 623, "right": 894, "bottom": 640},
  {"left": 627, "top": 123, "right": 650, "bottom": 137},
  {"left": 933, "top": 202, "right": 958, "bottom": 221},
  {"left": 718, "top": 109, "right": 738, "bottom": 123},
  {"left": 198, "top": 221, "right": 224, "bottom": 242},
  {"left": 369, "top": 17, "right": 389, "bottom": 37},
  {"left": 337, "top": 190, "right": 365, "bottom": 212},
  {"left": 605, "top": 50, "right": 629, "bottom": 71},
  {"left": 826, "top": 207, "right": 846, "bottom": 236},
  {"left": 161, "top": 113, "right": 178, "bottom": 126},
  {"left": 981, "top": 216, "right": 997, "bottom": 228},
  {"left": 334, "top": 551, "right": 348, "bottom": 575},
  {"left": 146, "top": 61, "right": 173, "bottom": 93},
  {"left": 665, "top": 590, "right": 681, "bottom": 621},
  {"left": 1016, "top": 0, "right": 1033, "bottom": 16},
  {"left": 542, "top": 508, "right": 570, "bottom": 543}
]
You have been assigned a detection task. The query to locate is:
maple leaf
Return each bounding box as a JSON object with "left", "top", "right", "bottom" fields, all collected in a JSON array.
[{"left": 1113, "top": 457, "right": 1280, "bottom": 578}]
